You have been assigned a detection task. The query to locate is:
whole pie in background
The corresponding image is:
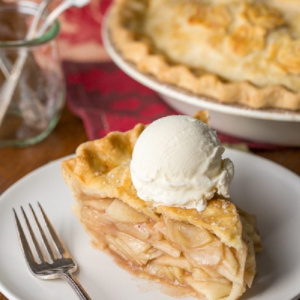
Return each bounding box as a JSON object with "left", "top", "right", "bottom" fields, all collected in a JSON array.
[{"left": 107, "top": 0, "right": 300, "bottom": 111}]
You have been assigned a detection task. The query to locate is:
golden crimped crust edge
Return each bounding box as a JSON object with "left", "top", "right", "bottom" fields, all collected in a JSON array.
[{"left": 106, "top": 0, "right": 300, "bottom": 111}]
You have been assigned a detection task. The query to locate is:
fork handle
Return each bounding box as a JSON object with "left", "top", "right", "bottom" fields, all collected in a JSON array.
[{"left": 60, "top": 271, "right": 92, "bottom": 300}]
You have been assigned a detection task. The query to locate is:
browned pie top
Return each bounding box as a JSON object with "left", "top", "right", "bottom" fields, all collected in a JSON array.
[{"left": 107, "top": 0, "right": 300, "bottom": 111}]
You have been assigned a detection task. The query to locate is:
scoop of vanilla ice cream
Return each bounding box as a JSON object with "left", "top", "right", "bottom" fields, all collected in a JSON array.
[{"left": 130, "top": 115, "right": 234, "bottom": 212}]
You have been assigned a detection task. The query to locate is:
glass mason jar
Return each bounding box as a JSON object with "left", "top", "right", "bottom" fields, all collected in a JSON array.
[{"left": 0, "top": 1, "right": 65, "bottom": 147}]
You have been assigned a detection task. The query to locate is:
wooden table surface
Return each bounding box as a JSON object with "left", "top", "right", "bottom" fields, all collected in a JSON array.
[{"left": 0, "top": 105, "right": 299, "bottom": 300}]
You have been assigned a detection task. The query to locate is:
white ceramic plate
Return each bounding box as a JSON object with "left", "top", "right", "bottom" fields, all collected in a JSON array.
[
  {"left": 102, "top": 15, "right": 300, "bottom": 146},
  {"left": 0, "top": 151, "right": 300, "bottom": 300}
]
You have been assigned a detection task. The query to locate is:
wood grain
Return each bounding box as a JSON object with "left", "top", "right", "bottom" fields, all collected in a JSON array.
[{"left": 0, "top": 106, "right": 299, "bottom": 300}]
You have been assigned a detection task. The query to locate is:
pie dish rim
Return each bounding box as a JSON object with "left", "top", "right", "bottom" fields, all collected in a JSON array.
[{"left": 102, "top": 10, "right": 300, "bottom": 122}]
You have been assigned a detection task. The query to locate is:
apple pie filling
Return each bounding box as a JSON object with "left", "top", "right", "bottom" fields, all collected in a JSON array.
[
  {"left": 72, "top": 196, "right": 261, "bottom": 300},
  {"left": 62, "top": 119, "right": 262, "bottom": 300}
]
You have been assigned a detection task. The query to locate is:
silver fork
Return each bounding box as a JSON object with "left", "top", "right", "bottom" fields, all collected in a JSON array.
[{"left": 13, "top": 202, "right": 91, "bottom": 300}]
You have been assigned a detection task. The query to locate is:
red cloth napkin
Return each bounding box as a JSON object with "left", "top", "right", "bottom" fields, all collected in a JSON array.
[
  {"left": 63, "top": 61, "right": 289, "bottom": 150},
  {"left": 59, "top": 1, "right": 289, "bottom": 150},
  {"left": 63, "top": 61, "right": 177, "bottom": 138}
]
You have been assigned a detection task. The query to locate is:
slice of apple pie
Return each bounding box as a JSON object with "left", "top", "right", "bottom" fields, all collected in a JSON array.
[{"left": 62, "top": 114, "right": 262, "bottom": 300}]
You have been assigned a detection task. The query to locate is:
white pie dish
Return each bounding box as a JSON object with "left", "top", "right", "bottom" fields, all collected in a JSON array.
[{"left": 102, "top": 12, "right": 300, "bottom": 147}]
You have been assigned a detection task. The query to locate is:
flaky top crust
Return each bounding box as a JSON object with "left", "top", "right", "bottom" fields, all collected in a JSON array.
[
  {"left": 62, "top": 123, "right": 254, "bottom": 250},
  {"left": 107, "top": 0, "right": 300, "bottom": 111}
]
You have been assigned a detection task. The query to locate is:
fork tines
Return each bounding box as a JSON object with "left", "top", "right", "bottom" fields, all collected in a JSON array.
[
  {"left": 13, "top": 202, "right": 69, "bottom": 265},
  {"left": 13, "top": 203, "right": 92, "bottom": 299}
]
